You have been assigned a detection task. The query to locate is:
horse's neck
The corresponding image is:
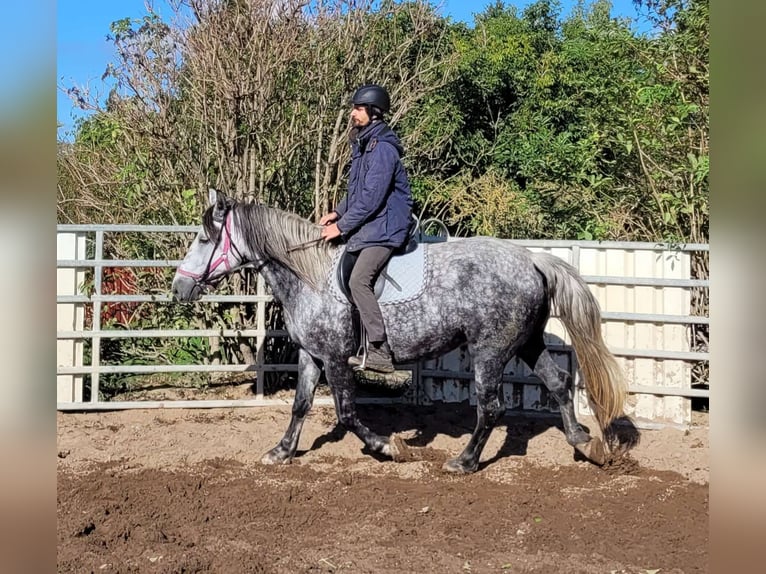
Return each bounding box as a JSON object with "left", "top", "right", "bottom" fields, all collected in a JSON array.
[
  {"left": 257, "top": 260, "right": 305, "bottom": 304},
  {"left": 233, "top": 204, "right": 329, "bottom": 302}
]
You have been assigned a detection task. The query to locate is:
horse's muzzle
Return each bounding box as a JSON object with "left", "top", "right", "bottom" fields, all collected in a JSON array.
[{"left": 171, "top": 275, "right": 204, "bottom": 302}]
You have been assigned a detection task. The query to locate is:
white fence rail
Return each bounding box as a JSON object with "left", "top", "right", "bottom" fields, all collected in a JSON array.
[{"left": 56, "top": 225, "right": 708, "bottom": 426}]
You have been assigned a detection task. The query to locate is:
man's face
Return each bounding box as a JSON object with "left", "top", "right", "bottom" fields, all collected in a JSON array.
[{"left": 350, "top": 104, "right": 371, "bottom": 127}]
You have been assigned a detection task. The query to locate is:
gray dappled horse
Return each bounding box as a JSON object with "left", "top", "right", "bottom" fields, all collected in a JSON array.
[{"left": 172, "top": 190, "right": 627, "bottom": 473}]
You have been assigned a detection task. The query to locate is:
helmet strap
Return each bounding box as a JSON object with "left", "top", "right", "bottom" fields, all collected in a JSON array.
[{"left": 368, "top": 105, "right": 384, "bottom": 120}]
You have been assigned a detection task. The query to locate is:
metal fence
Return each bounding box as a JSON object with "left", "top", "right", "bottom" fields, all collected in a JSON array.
[{"left": 56, "top": 225, "right": 709, "bottom": 425}]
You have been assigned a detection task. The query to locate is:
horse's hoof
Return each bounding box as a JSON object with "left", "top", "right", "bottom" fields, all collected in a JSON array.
[
  {"left": 385, "top": 435, "right": 400, "bottom": 461},
  {"left": 387, "top": 435, "right": 414, "bottom": 462},
  {"left": 574, "top": 437, "right": 606, "bottom": 466},
  {"left": 567, "top": 429, "right": 592, "bottom": 446},
  {"left": 442, "top": 458, "right": 477, "bottom": 474},
  {"left": 261, "top": 449, "right": 292, "bottom": 465}
]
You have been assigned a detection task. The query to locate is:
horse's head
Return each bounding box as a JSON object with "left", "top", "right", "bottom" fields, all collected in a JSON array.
[{"left": 171, "top": 189, "right": 244, "bottom": 302}]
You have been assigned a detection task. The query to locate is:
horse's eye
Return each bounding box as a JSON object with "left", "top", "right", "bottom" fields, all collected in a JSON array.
[{"left": 199, "top": 236, "right": 210, "bottom": 244}]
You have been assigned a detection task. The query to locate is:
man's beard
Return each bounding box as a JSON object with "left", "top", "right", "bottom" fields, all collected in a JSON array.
[{"left": 349, "top": 125, "right": 361, "bottom": 144}]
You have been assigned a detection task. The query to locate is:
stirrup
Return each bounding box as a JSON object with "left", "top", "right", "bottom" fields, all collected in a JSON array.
[{"left": 348, "top": 329, "right": 369, "bottom": 371}]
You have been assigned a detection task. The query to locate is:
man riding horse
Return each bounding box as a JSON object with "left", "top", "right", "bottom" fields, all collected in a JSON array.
[{"left": 320, "top": 84, "right": 414, "bottom": 374}]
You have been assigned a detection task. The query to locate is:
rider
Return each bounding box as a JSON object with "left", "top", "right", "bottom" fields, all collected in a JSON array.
[{"left": 320, "top": 84, "right": 414, "bottom": 373}]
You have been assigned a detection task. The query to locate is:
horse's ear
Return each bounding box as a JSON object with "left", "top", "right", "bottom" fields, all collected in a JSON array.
[{"left": 209, "top": 188, "right": 230, "bottom": 220}]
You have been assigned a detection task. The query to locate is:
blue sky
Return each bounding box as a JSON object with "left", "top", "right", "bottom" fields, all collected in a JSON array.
[{"left": 57, "top": 0, "right": 649, "bottom": 140}]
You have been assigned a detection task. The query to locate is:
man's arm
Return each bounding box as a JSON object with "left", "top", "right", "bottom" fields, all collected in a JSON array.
[{"left": 334, "top": 195, "right": 349, "bottom": 218}]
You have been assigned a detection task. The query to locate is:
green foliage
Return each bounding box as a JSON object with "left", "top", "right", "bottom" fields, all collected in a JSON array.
[
  {"left": 431, "top": 169, "right": 546, "bottom": 238},
  {"left": 404, "top": 0, "right": 707, "bottom": 242},
  {"left": 58, "top": 0, "right": 707, "bottom": 242}
]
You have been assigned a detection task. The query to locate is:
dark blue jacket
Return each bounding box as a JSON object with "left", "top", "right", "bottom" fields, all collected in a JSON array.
[{"left": 334, "top": 121, "right": 413, "bottom": 253}]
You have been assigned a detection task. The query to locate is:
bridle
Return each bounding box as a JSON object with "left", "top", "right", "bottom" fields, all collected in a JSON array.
[{"left": 177, "top": 208, "right": 267, "bottom": 289}]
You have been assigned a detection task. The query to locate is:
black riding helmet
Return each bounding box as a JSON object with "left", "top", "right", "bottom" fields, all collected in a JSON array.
[{"left": 351, "top": 84, "right": 390, "bottom": 117}]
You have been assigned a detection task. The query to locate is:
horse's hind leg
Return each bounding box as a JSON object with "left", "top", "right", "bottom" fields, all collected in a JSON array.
[
  {"left": 262, "top": 349, "right": 322, "bottom": 465},
  {"left": 443, "top": 355, "right": 506, "bottom": 474},
  {"left": 518, "top": 335, "right": 591, "bottom": 447},
  {"left": 325, "top": 362, "right": 395, "bottom": 458}
]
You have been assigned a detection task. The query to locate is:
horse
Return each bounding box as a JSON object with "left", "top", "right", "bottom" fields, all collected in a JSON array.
[{"left": 171, "top": 189, "right": 627, "bottom": 473}]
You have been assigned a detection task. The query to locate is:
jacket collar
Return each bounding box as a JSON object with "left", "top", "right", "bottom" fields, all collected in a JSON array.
[{"left": 353, "top": 120, "right": 388, "bottom": 151}]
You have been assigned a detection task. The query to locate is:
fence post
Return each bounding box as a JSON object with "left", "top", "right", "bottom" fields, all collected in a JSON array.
[
  {"left": 57, "top": 232, "right": 86, "bottom": 402},
  {"left": 90, "top": 230, "right": 104, "bottom": 402},
  {"left": 570, "top": 244, "right": 581, "bottom": 416},
  {"left": 254, "top": 272, "right": 266, "bottom": 399}
]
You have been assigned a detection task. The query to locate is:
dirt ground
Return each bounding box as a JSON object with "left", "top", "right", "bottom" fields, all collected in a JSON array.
[{"left": 57, "top": 401, "right": 709, "bottom": 574}]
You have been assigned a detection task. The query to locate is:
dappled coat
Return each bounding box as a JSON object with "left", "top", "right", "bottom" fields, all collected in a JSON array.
[{"left": 334, "top": 121, "right": 413, "bottom": 253}]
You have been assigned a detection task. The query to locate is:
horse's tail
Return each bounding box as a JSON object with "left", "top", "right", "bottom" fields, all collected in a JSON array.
[{"left": 531, "top": 251, "right": 627, "bottom": 433}]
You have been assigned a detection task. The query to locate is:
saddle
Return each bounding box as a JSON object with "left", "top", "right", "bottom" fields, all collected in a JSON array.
[{"left": 329, "top": 216, "right": 449, "bottom": 306}]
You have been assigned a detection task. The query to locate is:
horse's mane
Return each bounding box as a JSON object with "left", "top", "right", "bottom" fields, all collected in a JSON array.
[{"left": 206, "top": 202, "right": 336, "bottom": 290}]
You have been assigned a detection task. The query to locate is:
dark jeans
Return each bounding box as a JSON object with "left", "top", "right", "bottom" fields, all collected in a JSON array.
[{"left": 347, "top": 246, "right": 394, "bottom": 344}]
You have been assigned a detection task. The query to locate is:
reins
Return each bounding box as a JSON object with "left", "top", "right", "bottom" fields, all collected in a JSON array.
[{"left": 285, "top": 238, "right": 324, "bottom": 253}]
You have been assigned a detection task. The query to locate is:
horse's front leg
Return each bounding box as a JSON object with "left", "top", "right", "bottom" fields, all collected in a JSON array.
[
  {"left": 325, "top": 362, "right": 395, "bottom": 458},
  {"left": 261, "top": 348, "right": 322, "bottom": 465}
]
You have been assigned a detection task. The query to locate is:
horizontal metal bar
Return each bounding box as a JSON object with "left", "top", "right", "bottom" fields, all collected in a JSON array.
[
  {"left": 628, "top": 385, "right": 709, "bottom": 398},
  {"left": 57, "top": 329, "right": 289, "bottom": 339},
  {"left": 56, "top": 316, "right": 708, "bottom": 330},
  {"left": 57, "top": 259, "right": 708, "bottom": 289},
  {"left": 57, "top": 364, "right": 299, "bottom": 375},
  {"left": 542, "top": 344, "right": 708, "bottom": 361},
  {"left": 57, "top": 259, "right": 182, "bottom": 268},
  {"left": 57, "top": 294, "right": 273, "bottom": 303},
  {"left": 56, "top": 296, "right": 705, "bottom": 311},
  {"left": 55, "top": 310, "right": 706, "bottom": 330},
  {"left": 57, "top": 224, "right": 199, "bottom": 233},
  {"left": 513, "top": 239, "right": 709, "bottom": 252},
  {"left": 582, "top": 275, "right": 708, "bottom": 288},
  {"left": 56, "top": 228, "right": 709, "bottom": 252},
  {"left": 600, "top": 312, "right": 709, "bottom": 325},
  {"left": 56, "top": 398, "right": 328, "bottom": 410},
  {"left": 497, "top": 409, "right": 694, "bottom": 432},
  {"left": 421, "top": 371, "right": 709, "bottom": 398},
  {"left": 420, "top": 370, "right": 545, "bottom": 384},
  {"left": 55, "top": 396, "right": 409, "bottom": 411},
  {"left": 610, "top": 348, "right": 708, "bottom": 361},
  {"left": 53, "top": 401, "right": 698, "bottom": 430},
  {"left": 56, "top": 343, "right": 705, "bottom": 368},
  {"left": 56, "top": 391, "right": 704, "bottom": 415}
]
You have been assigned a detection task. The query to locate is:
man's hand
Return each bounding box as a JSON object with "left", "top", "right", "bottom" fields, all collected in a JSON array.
[
  {"left": 319, "top": 212, "right": 338, "bottom": 226},
  {"left": 320, "top": 223, "right": 341, "bottom": 242}
]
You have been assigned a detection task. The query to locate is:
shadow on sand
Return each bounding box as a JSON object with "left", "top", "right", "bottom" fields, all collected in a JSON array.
[{"left": 305, "top": 401, "right": 641, "bottom": 470}]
